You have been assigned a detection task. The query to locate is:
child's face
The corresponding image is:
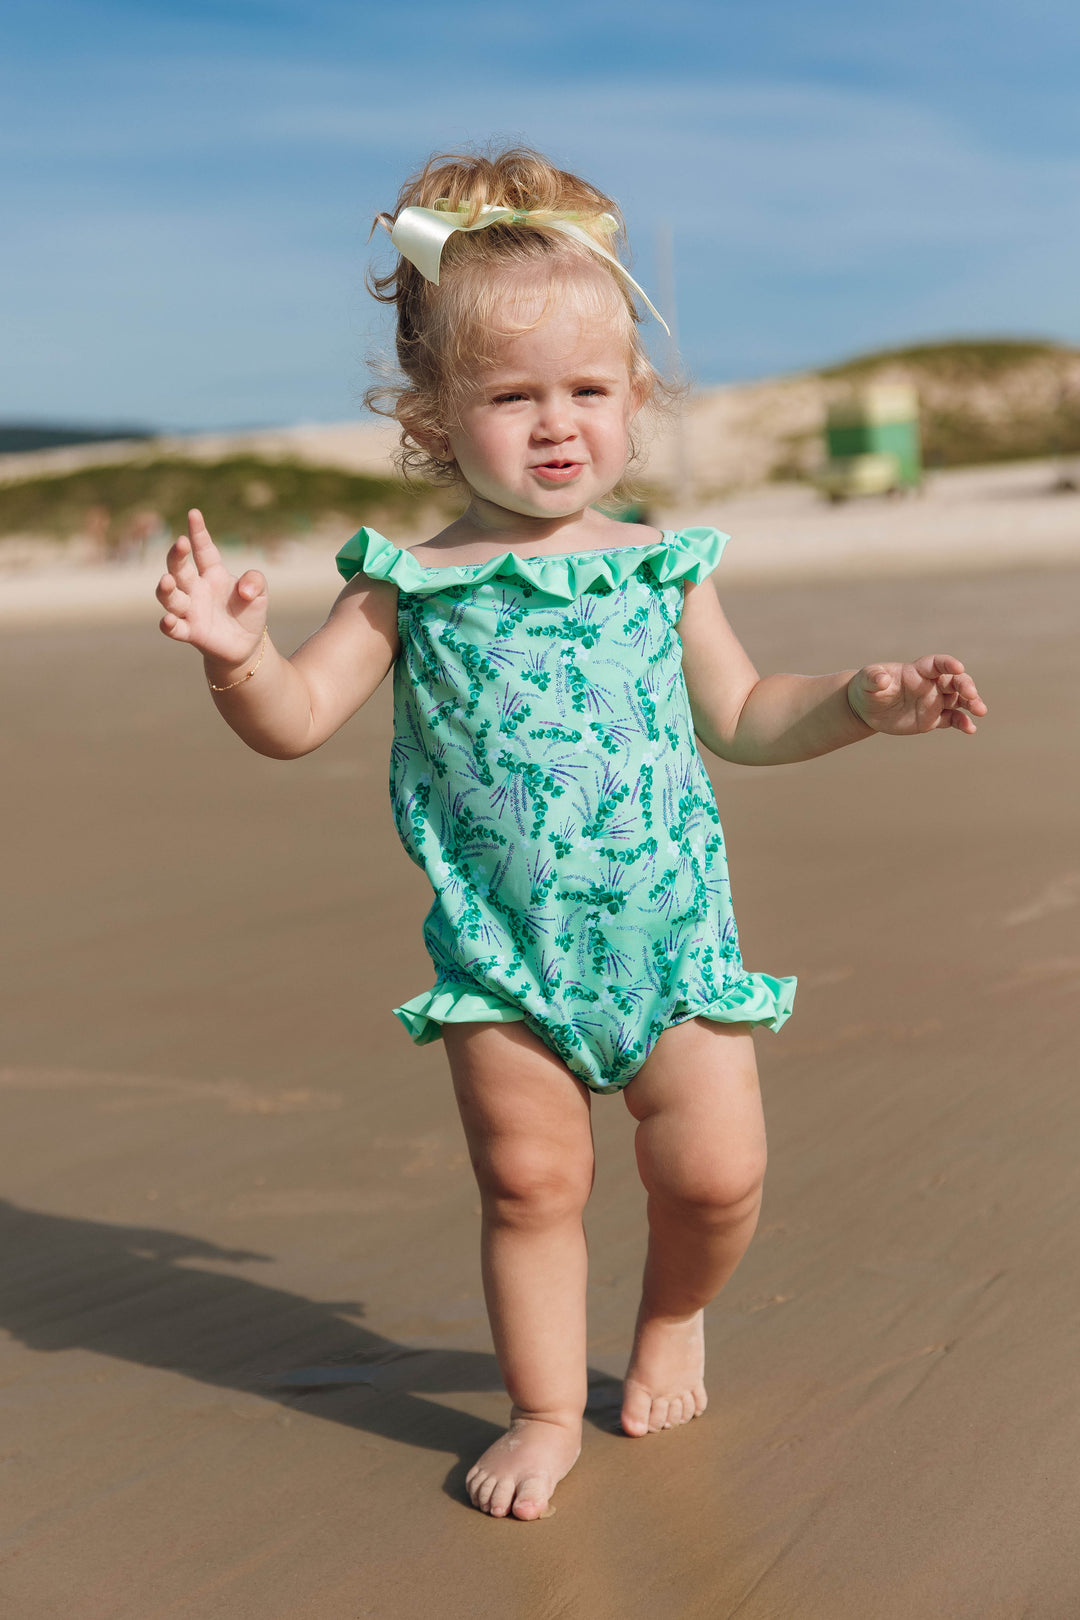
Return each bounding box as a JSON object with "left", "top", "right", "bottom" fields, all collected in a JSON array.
[{"left": 445, "top": 302, "right": 641, "bottom": 522}]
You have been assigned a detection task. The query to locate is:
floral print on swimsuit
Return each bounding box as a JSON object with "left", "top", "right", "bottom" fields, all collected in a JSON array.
[{"left": 336, "top": 527, "right": 796, "bottom": 1093}]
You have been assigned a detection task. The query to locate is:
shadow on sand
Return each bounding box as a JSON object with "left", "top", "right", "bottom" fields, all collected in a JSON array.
[{"left": 0, "top": 1198, "right": 626, "bottom": 1505}]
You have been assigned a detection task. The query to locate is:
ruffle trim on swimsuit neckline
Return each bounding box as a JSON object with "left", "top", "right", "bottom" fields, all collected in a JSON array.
[
  {"left": 392, "top": 970, "right": 796, "bottom": 1049},
  {"left": 335, "top": 526, "right": 729, "bottom": 601}
]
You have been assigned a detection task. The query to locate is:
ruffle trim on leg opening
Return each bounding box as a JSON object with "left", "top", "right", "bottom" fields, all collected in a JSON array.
[
  {"left": 393, "top": 970, "right": 796, "bottom": 1051},
  {"left": 393, "top": 983, "right": 526, "bottom": 1045},
  {"left": 692, "top": 971, "right": 797, "bottom": 1033}
]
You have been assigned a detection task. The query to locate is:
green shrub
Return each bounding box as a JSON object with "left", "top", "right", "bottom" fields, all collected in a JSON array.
[
  {"left": 0, "top": 456, "right": 455, "bottom": 548},
  {"left": 819, "top": 338, "right": 1070, "bottom": 381}
]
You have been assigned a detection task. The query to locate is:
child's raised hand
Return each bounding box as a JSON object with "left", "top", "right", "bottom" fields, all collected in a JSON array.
[
  {"left": 156, "top": 509, "right": 268, "bottom": 665},
  {"left": 848, "top": 654, "right": 987, "bottom": 736}
]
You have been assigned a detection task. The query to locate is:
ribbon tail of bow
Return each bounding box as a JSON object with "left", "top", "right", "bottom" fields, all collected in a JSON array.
[
  {"left": 545, "top": 219, "right": 670, "bottom": 336},
  {"left": 389, "top": 205, "right": 671, "bottom": 336}
]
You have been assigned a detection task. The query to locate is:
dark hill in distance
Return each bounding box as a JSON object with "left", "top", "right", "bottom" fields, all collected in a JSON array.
[
  {"left": 820, "top": 336, "right": 1077, "bottom": 380},
  {"left": 3, "top": 339, "right": 1079, "bottom": 514},
  {"left": 813, "top": 337, "right": 1080, "bottom": 471},
  {"left": 0, "top": 424, "right": 155, "bottom": 454}
]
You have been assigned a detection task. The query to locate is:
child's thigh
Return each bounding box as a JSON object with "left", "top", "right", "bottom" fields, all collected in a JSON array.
[
  {"left": 443, "top": 1021, "right": 594, "bottom": 1191},
  {"left": 622, "top": 1021, "right": 766, "bottom": 1201}
]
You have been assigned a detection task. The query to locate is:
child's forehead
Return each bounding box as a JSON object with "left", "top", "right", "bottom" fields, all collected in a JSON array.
[
  {"left": 488, "top": 316, "right": 625, "bottom": 363},
  {"left": 472, "top": 301, "right": 633, "bottom": 381}
]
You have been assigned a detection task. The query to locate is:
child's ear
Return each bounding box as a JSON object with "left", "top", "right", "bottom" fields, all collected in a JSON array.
[
  {"left": 627, "top": 377, "right": 649, "bottom": 421},
  {"left": 399, "top": 404, "right": 453, "bottom": 462},
  {"left": 409, "top": 426, "right": 452, "bottom": 461}
]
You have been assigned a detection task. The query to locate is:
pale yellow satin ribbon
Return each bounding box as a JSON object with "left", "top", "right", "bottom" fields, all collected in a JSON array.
[{"left": 384, "top": 202, "right": 670, "bottom": 335}]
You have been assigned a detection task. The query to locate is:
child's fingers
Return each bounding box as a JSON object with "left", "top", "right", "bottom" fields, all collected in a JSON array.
[
  {"left": 956, "top": 674, "right": 988, "bottom": 714},
  {"left": 159, "top": 612, "right": 191, "bottom": 642},
  {"left": 166, "top": 534, "right": 197, "bottom": 588},
  {"left": 187, "top": 508, "right": 221, "bottom": 573},
  {"left": 929, "top": 697, "right": 976, "bottom": 733},
  {"left": 915, "top": 652, "right": 964, "bottom": 683},
  {"left": 155, "top": 573, "right": 190, "bottom": 616},
  {"left": 857, "top": 664, "right": 894, "bottom": 705},
  {"left": 234, "top": 568, "right": 267, "bottom": 604},
  {"left": 935, "top": 669, "right": 988, "bottom": 715}
]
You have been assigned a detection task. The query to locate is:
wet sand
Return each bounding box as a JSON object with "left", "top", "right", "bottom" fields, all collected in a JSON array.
[{"left": 2, "top": 564, "right": 1079, "bottom": 1618}]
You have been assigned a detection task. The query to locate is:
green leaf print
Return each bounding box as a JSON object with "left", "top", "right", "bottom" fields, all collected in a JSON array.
[
  {"left": 633, "top": 674, "right": 660, "bottom": 741},
  {"left": 581, "top": 773, "right": 631, "bottom": 839},
  {"left": 381, "top": 539, "right": 793, "bottom": 1091}
]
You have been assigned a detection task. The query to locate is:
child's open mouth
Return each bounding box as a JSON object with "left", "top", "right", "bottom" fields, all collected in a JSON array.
[{"left": 532, "top": 461, "right": 582, "bottom": 484}]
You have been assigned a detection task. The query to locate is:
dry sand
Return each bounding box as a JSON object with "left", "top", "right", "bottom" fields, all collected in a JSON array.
[
  {"left": 3, "top": 456, "right": 1080, "bottom": 627},
  {"left": 2, "top": 561, "right": 1080, "bottom": 1618}
]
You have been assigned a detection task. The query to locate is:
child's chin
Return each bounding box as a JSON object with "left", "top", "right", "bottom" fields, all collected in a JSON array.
[{"left": 508, "top": 490, "right": 590, "bottom": 518}]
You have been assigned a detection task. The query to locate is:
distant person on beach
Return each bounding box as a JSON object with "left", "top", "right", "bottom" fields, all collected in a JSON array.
[{"left": 155, "top": 146, "right": 986, "bottom": 1522}]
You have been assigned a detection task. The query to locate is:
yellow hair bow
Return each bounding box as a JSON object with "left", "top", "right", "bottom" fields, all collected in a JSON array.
[{"left": 385, "top": 202, "right": 670, "bottom": 335}]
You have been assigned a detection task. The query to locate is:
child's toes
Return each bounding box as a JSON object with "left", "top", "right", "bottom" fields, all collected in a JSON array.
[
  {"left": 487, "top": 1476, "right": 516, "bottom": 1517},
  {"left": 620, "top": 1381, "right": 653, "bottom": 1436},
  {"left": 511, "top": 1477, "right": 551, "bottom": 1521},
  {"left": 649, "top": 1396, "right": 671, "bottom": 1432}
]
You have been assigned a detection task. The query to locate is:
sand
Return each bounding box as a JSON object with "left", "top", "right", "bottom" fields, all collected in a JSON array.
[
  {"left": 2, "top": 457, "right": 1080, "bottom": 627},
  {"left": 2, "top": 561, "right": 1079, "bottom": 1618}
]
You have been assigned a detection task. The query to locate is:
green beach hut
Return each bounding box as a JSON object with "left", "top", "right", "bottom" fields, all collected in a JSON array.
[{"left": 816, "top": 383, "right": 922, "bottom": 500}]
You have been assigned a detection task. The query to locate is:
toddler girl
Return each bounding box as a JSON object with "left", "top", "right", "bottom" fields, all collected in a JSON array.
[{"left": 156, "top": 147, "right": 986, "bottom": 1522}]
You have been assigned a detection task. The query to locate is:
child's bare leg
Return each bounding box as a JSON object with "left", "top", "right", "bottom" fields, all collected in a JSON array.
[
  {"left": 620, "top": 1019, "right": 766, "bottom": 1437},
  {"left": 443, "top": 1021, "right": 594, "bottom": 1519}
]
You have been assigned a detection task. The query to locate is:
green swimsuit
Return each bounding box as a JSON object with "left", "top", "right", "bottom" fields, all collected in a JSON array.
[{"left": 336, "top": 526, "right": 795, "bottom": 1093}]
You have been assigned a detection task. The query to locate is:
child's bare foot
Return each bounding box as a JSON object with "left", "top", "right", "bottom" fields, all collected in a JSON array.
[
  {"left": 621, "top": 1309, "right": 708, "bottom": 1436},
  {"left": 466, "top": 1411, "right": 582, "bottom": 1519}
]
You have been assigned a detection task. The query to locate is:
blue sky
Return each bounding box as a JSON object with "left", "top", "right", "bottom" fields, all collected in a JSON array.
[{"left": 4, "top": 0, "right": 1079, "bottom": 429}]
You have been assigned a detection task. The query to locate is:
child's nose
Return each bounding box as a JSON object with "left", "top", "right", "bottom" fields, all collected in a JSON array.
[{"left": 533, "top": 406, "right": 574, "bottom": 443}]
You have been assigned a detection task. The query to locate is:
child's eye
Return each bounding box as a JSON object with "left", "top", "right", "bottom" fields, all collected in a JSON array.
[
  {"left": 493, "top": 392, "right": 527, "bottom": 404},
  {"left": 575, "top": 387, "right": 607, "bottom": 398}
]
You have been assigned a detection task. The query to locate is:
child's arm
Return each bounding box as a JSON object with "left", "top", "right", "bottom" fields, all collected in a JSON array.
[
  {"left": 156, "top": 509, "right": 398, "bottom": 759},
  {"left": 677, "top": 579, "right": 987, "bottom": 766}
]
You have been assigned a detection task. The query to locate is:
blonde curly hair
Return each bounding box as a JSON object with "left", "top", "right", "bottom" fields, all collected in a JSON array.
[{"left": 365, "top": 145, "right": 675, "bottom": 489}]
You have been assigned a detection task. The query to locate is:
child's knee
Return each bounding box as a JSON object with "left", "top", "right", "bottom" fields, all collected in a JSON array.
[
  {"left": 474, "top": 1144, "right": 593, "bottom": 1227},
  {"left": 648, "top": 1147, "right": 766, "bottom": 1226}
]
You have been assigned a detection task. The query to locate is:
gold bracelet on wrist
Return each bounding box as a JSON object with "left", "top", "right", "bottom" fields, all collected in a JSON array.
[{"left": 207, "top": 627, "right": 269, "bottom": 693}]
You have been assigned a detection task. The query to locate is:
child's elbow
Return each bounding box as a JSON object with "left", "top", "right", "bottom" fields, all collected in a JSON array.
[
  {"left": 692, "top": 719, "right": 726, "bottom": 759},
  {"left": 261, "top": 744, "right": 306, "bottom": 761},
  {"left": 244, "top": 730, "right": 318, "bottom": 761},
  {"left": 688, "top": 698, "right": 742, "bottom": 762}
]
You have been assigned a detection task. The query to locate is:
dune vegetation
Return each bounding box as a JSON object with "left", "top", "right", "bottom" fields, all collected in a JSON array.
[
  {"left": 1, "top": 340, "right": 1078, "bottom": 549},
  {"left": 818, "top": 339, "right": 1080, "bottom": 468},
  {"left": 0, "top": 455, "right": 452, "bottom": 552}
]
